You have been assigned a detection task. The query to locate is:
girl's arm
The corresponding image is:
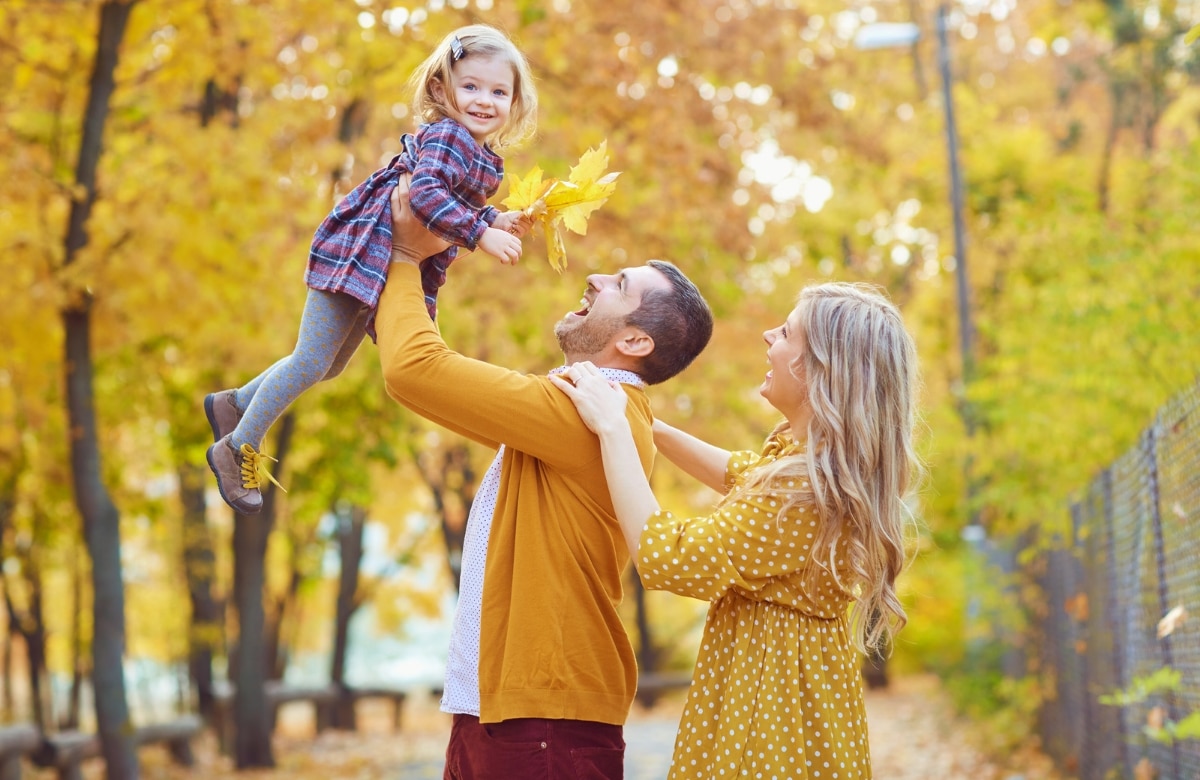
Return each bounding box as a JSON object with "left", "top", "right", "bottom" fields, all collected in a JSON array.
[
  {"left": 406, "top": 121, "right": 497, "bottom": 248},
  {"left": 476, "top": 225, "right": 523, "bottom": 264},
  {"left": 652, "top": 419, "right": 731, "bottom": 494}
]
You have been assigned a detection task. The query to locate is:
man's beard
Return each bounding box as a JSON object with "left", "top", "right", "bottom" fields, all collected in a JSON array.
[{"left": 554, "top": 312, "right": 626, "bottom": 357}]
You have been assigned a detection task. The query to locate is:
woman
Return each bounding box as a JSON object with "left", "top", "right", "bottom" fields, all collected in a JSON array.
[{"left": 550, "top": 281, "right": 921, "bottom": 779}]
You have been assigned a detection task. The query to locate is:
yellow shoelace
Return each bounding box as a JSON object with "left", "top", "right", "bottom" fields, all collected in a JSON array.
[{"left": 238, "top": 443, "right": 286, "bottom": 493}]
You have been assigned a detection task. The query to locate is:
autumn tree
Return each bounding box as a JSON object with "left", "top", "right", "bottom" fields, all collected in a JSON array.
[
  {"left": 22, "top": 0, "right": 144, "bottom": 775},
  {"left": 2, "top": 4, "right": 1198, "bottom": 772}
]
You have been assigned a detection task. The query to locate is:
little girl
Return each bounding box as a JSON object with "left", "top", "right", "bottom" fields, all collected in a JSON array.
[{"left": 205, "top": 24, "right": 538, "bottom": 513}]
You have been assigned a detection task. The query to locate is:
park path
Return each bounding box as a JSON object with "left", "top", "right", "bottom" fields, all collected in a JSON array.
[
  {"left": 389, "top": 674, "right": 1064, "bottom": 779},
  {"left": 97, "top": 674, "right": 1063, "bottom": 779}
]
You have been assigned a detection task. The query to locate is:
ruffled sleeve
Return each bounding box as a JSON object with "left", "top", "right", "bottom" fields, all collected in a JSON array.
[{"left": 637, "top": 433, "right": 818, "bottom": 603}]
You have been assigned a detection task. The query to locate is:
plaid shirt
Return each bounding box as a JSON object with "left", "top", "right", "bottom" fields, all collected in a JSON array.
[{"left": 305, "top": 118, "right": 503, "bottom": 336}]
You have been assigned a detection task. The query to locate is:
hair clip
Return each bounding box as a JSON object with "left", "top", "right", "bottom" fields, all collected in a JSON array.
[{"left": 450, "top": 36, "right": 465, "bottom": 61}]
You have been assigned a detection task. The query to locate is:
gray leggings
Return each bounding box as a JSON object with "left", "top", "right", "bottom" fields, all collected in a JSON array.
[{"left": 231, "top": 289, "right": 367, "bottom": 450}]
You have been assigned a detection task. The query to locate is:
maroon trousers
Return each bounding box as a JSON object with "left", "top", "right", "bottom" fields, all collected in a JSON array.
[{"left": 443, "top": 714, "right": 625, "bottom": 780}]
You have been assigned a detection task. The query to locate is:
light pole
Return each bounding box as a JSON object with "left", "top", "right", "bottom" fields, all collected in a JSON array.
[
  {"left": 855, "top": 5, "right": 980, "bottom": 531},
  {"left": 855, "top": 6, "right": 973, "bottom": 387},
  {"left": 856, "top": 8, "right": 1011, "bottom": 687},
  {"left": 933, "top": 6, "right": 975, "bottom": 390}
]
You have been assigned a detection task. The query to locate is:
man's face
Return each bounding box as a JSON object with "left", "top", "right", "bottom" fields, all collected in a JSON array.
[{"left": 554, "top": 266, "right": 670, "bottom": 360}]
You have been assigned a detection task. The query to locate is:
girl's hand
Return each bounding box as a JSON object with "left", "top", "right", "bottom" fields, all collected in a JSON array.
[
  {"left": 492, "top": 210, "right": 533, "bottom": 238},
  {"left": 479, "top": 227, "right": 523, "bottom": 265},
  {"left": 548, "top": 361, "right": 629, "bottom": 436}
]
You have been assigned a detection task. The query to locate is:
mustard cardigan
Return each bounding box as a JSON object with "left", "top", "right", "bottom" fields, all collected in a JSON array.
[{"left": 376, "top": 262, "right": 654, "bottom": 725}]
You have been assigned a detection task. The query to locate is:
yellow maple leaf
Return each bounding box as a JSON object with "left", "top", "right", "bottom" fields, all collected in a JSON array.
[
  {"left": 547, "top": 224, "right": 568, "bottom": 273},
  {"left": 568, "top": 142, "right": 613, "bottom": 186},
  {"left": 500, "top": 165, "right": 554, "bottom": 213},
  {"left": 554, "top": 172, "right": 621, "bottom": 236},
  {"left": 501, "top": 141, "right": 620, "bottom": 272}
]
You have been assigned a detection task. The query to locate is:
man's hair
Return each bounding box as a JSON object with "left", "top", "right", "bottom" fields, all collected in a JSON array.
[{"left": 626, "top": 260, "right": 714, "bottom": 385}]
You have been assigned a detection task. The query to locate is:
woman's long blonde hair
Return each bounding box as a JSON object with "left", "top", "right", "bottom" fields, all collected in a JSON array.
[
  {"left": 731, "top": 282, "right": 921, "bottom": 653},
  {"left": 408, "top": 24, "right": 538, "bottom": 150}
]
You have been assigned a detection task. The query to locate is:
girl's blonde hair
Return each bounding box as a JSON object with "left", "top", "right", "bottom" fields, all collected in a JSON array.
[
  {"left": 408, "top": 24, "right": 538, "bottom": 150},
  {"left": 729, "top": 282, "right": 922, "bottom": 653}
]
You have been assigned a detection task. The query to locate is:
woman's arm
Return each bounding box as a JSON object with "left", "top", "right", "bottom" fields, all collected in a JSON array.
[
  {"left": 652, "top": 419, "right": 731, "bottom": 493},
  {"left": 549, "top": 364, "right": 659, "bottom": 561}
]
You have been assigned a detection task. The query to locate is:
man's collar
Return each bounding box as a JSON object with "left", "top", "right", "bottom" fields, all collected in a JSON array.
[{"left": 550, "top": 365, "right": 645, "bottom": 388}]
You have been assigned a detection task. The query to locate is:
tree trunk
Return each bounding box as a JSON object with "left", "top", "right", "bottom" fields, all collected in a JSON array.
[
  {"left": 232, "top": 412, "right": 293, "bottom": 769},
  {"left": 325, "top": 108, "right": 369, "bottom": 733},
  {"left": 330, "top": 504, "right": 366, "bottom": 730},
  {"left": 1, "top": 609, "right": 11, "bottom": 720},
  {"left": 629, "top": 571, "right": 661, "bottom": 708},
  {"left": 1097, "top": 82, "right": 1124, "bottom": 215},
  {"left": 0, "top": 493, "right": 17, "bottom": 722},
  {"left": 179, "top": 462, "right": 222, "bottom": 724},
  {"left": 66, "top": 542, "right": 86, "bottom": 730},
  {"left": 66, "top": 307, "right": 138, "bottom": 778},
  {"left": 862, "top": 609, "right": 890, "bottom": 690},
  {"left": 409, "top": 440, "right": 474, "bottom": 592},
  {"left": 62, "top": 2, "right": 140, "bottom": 776},
  {"left": 862, "top": 649, "right": 890, "bottom": 690},
  {"left": 264, "top": 566, "right": 302, "bottom": 684},
  {"left": 231, "top": 509, "right": 274, "bottom": 768},
  {"left": 3, "top": 587, "right": 49, "bottom": 731}
]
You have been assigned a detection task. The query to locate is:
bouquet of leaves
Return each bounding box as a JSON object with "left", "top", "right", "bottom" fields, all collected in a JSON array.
[{"left": 501, "top": 141, "right": 620, "bottom": 272}]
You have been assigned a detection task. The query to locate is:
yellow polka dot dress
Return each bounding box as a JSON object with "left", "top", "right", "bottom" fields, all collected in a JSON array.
[{"left": 638, "top": 434, "right": 870, "bottom": 779}]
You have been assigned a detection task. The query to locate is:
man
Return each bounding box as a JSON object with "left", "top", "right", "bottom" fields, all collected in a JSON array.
[{"left": 377, "top": 185, "right": 713, "bottom": 779}]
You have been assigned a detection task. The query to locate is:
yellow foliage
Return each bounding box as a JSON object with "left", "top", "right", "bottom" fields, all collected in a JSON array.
[{"left": 501, "top": 141, "right": 620, "bottom": 272}]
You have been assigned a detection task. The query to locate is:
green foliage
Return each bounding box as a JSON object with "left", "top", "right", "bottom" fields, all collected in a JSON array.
[
  {"left": 1098, "top": 667, "right": 1182, "bottom": 706},
  {"left": 891, "top": 545, "right": 970, "bottom": 676},
  {"left": 1100, "top": 667, "right": 1200, "bottom": 745},
  {"left": 1163, "top": 712, "right": 1200, "bottom": 742},
  {"left": 951, "top": 672, "right": 1043, "bottom": 755}
]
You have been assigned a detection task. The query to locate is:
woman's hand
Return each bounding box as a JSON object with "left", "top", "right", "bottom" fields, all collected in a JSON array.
[
  {"left": 551, "top": 360, "right": 656, "bottom": 561},
  {"left": 548, "top": 361, "right": 629, "bottom": 436}
]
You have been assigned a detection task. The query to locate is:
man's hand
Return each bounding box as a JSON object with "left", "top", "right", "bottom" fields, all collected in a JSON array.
[{"left": 389, "top": 179, "right": 453, "bottom": 266}]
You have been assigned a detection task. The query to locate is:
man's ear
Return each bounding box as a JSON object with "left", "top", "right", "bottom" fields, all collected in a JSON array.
[{"left": 614, "top": 328, "right": 654, "bottom": 359}]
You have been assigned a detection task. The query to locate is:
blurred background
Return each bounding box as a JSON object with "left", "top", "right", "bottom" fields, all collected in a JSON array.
[{"left": 1, "top": 0, "right": 1198, "bottom": 777}]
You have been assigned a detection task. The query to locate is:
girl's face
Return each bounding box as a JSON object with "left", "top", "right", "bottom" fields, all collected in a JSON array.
[
  {"left": 435, "top": 54, "right": 515, "bottom": 144},
  {"left": 760, "top": 308, "right": 810, "bottom": 420}
]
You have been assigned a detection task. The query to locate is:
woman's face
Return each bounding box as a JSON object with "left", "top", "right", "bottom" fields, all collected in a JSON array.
[{"left": 760, "top": 308, "right": 810, "bottom": 418}]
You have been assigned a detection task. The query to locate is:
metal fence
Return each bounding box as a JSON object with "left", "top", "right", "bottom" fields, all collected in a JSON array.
[{"left": 1033, "top": 380, "right": 1200, "bottom": 779}]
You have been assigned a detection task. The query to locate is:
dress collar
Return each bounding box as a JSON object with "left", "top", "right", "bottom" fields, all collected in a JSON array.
[{"left": 762, "top": 431, "right": 804, "bottom": 460}]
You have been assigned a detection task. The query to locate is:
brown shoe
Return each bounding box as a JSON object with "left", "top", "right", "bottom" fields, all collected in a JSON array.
[
  {"left": 204, "top": 389, "right": 243, "bottom": 443},
  {"left": 206, "top": 435, "right": 263, "bottom": 514}
]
